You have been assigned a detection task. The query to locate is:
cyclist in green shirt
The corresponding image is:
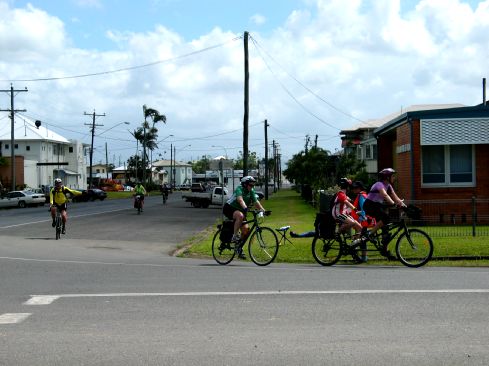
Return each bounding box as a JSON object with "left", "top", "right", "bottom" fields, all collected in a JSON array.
[
  {"left": 223, "top": 176, "right": 266, "bottom": 258},
  {"left": 134, "top": 182, "right": 147, "bottom": 211}
]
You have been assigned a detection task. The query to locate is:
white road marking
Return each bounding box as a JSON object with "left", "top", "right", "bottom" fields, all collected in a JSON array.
[
  {"left": 24, "top": 295, "right": 60, "bottom": 305},
  {"left": 0, "top": 313, "right": 32, "bottom": 324},
  {"left": 0, "top": 207, "right": 130, "bottom": 229},
  {"left": 24, "top": 289, "right": 489, "bottom": 305}
]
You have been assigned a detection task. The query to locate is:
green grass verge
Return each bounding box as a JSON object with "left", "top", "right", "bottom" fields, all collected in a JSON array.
[{"left": 181, "top": 188, "right": 489, "bottom": 267}]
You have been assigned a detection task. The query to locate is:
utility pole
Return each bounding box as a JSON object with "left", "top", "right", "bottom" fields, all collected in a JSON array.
[
  {"left": 105, "top": 142, "right": 109, "bottom": 179},
  {"left": 84, "top": 110, "right": 105, "bottom": 188},
  {"left": 264, "top": 119, "right": 269, "bottom": 200},
  {"left": 170, "top": 143, "right": 173, "bottom": 189},
  {"left": 0, "top": 84, "right": 28, "bottom": 191},
  {"left": 243, "top": 31, "right": 249, "bottom": 176}
]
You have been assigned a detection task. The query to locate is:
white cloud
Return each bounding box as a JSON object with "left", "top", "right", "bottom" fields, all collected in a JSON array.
[{"left": 250, "top": 13, "right": 266, "bottom": 26}]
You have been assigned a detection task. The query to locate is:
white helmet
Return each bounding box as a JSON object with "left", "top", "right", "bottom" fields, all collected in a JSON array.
[
  {"left": 54, "top": 178, "right": 62, "bottom": 185},
  {"left": 240, "top": 176, "right": 256, "bottom": 185}
]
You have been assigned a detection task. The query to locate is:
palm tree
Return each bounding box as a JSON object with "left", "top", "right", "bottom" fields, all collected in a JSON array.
[{"left": 131, "top": 105, "right": 167, "bottom": 184}]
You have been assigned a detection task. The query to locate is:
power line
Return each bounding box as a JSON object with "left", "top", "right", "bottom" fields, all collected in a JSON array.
[
  {"left": 249, "top": 34, "right": 371, "bottom": 126},
  {"left": 249, "top": 36, "right": 339, "bottom": 130},
  {"left": 2, "top": 36, "right": 242, "bottom": 82}
]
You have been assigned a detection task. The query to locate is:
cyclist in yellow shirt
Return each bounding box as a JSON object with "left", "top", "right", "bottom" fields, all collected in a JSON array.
[{"left": 49, "top": 178, "right": 81, "bottom": 234}]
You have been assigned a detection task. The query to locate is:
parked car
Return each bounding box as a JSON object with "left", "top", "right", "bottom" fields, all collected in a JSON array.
[
  {"left": 24, "top": 188, "right": 49, "bottom": 203},
  {"left": 72, "top": 188, "right": 107, "bottom": 202},
  {"left": 0, "top": 190, "right": 45, "bottom": 208}
]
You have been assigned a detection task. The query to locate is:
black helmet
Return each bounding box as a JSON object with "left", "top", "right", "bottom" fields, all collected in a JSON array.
[
  {"left": 351, "top": 181, "right": 365, "bottom": 190},
  {"left": 339, "top": 177, "right": 352, "bottom": 189},
  {"left": 379, "top": 168, "right": 396, "bottom": 179}
]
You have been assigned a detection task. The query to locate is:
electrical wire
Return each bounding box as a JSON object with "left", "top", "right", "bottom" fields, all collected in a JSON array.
[
  {"left": 249, "top": 36, "right": 340, "bottom": 130},
  {"left": 2, "top": 36, "right": 243, "bottom": 82}
]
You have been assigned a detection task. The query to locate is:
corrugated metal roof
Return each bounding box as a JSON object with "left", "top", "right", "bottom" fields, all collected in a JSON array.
[{"left": 341, "top": 104, "right": 464, "bottom": 134}]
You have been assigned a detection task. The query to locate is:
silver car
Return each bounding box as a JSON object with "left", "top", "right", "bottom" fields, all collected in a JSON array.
[{"left": 0, "top": 191, "right": 46, "bottom": 208}]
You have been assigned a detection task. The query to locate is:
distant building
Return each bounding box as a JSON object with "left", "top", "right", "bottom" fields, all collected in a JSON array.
[{"left": 0, "top": 114, "right": 88, "bottom": 189}]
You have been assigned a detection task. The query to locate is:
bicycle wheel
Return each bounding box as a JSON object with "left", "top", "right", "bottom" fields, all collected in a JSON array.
[
  {"left": 311, "top": 236, "right": 342, "bottom": 266},
  {"left": 395, "top": 229, "right": 433, "bottom": 268},
  {"left": 212, "top": 228, "right": 236, "bottom": 265},
  {"left": 55, "top": 218, "right": 61, "bottom": 240},
  {"left": 248, "top": 227, "right": 279, "bottom": 266}
]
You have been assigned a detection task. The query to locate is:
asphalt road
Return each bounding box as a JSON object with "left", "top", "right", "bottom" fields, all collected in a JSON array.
[{"left": 1, "top": 193, "right": 488, "bottom": 365}]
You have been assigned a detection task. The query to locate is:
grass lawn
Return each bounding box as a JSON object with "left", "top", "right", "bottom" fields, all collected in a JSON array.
[{"left": 181, "top": 188, "right": 489, "bottom": 267}]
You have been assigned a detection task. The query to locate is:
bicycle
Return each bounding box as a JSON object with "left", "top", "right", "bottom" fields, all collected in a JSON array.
[
  {"left": 212, "top": 210, "right": 279, "bottom": 266},
  {"left": 52, "top": 206, "right": 62, "bottom": 240},
  {"left": 312, "top": 205, "right": 434, "bottom": 268},
  {"left": 162, "top": 191, "right": 168, "bottom": 204},
  {"left": 134, "top": 194, "right": 143, "bottom": 214}
]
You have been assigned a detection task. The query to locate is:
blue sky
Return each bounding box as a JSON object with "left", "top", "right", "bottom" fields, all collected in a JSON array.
[
  {"left": 2, "top": 0, "right": 489, "bottom": 166},
  {"left": 11, "top": 0, "right": 306, "bottom": 49}
]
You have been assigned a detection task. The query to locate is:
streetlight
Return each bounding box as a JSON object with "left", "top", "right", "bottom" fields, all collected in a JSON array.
[
  {"left": 211, "top": 145, "right": 228, "bottom": 159},
  {"left": 151, "top": 134, "right": 173, "bottom": 185},
  {"left": 212, "top": 145, "right": 233, "bottom": 190},
  {"left": 97, "top": 121, "right": 130, "bottom": 137},
  {"left": 173, "top": 144, "right": 191, "bottom": 188}
]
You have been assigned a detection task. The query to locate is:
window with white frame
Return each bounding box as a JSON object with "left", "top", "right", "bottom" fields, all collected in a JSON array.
[{"left": 421, "top": 144, "right": 474, "bottom": 186}]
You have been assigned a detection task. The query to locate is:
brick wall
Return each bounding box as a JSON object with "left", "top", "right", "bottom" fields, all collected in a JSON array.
[{"left": 0, "top": 156, "right": 25, "bottom": 189}]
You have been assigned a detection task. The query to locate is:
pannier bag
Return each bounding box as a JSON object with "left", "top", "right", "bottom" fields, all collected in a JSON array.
[
  {"left": 219, "top": 220, "right": 234, "bottom": 243},
  {"left": 314, "top": 212, "right": 336, "bottom": 239}
]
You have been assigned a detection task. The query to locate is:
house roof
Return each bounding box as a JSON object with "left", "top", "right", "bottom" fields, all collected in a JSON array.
[
  {"left": 374, "top": 103, "right": 489, "bottom": 136},
  {"left": 152, "top": 159, "right": 191, "bottom": 167},
  {"left": 341, "top": 104, "right": 464, "bottom": 135},
  {"left": 0, "top": 114, "right": 71, "bottom": 144}
]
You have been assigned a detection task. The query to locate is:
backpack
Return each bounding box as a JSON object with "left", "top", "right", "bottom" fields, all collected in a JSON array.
[
  {"left": 219, "top": 220, "right": 234, "bottom": 243},
  {"left": 314, "top": 211, "right": 336, "bottom": 239}
]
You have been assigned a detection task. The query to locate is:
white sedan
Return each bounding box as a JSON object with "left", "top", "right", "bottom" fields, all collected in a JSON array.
[{"left": 0, "top": 191, "right": 46, "bottom": 208}]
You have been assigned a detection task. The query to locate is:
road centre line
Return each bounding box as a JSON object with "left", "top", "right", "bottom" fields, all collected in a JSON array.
[
  {"left": 0, "top": 208, "right": 130, "bottom": 229},
  {"left": 24, "top": 289, "right": 489, "bottom": 305},
  {"left": 0, "top": 313, "right": 32, "bottom": 324}
]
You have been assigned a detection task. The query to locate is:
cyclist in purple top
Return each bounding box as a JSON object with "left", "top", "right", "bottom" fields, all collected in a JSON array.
[{"left": 363, "top": 168, "right": 406, "bottom": 258}]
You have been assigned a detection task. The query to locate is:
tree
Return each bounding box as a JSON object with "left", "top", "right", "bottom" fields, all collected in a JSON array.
[
  {"left": 131, "top": 105, "right": 167, "bottom": 184},
  {"left": 192, "top": 155, "right": 211, "bottom": 174},
  {"left": 126, "top": 154, "right": 143, "bottom": 182},
  {"left": 234, "top": 151, "right": 258, "bottom": 170}
]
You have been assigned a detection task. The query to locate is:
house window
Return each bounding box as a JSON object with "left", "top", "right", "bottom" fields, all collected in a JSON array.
[
  {"left": 4, "top": 144, "right": 8, "bottom": 149},
  {"left": 422, "top": 144, "right": 474, "bottom": 186},
  {"left": 69, "top": 147, "right": 73, "bottom": 153},
  {"left": 26, "top": 146, "right": 30, "bottom": 151},
  {"left": 14, "top": 144, "right": 18, "bottom": 149}
]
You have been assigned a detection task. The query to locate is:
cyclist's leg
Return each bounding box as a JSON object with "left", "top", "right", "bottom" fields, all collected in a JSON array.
[{"left": 50, "top": 205, "right": 56, "bottom": 226}]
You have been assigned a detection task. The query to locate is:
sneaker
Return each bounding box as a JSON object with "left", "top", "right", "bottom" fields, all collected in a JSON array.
[
  {"left": 236, "top": 247, "right": 246, "bottom": 259},
  {"left": 52, "top": 220, "right": 56, "bottom": 227},
  {"left": 62, "top": 226, "right": 66, "bottom": 234},
  {"left": 231, "top": 234, "right": 241, "bottom": 243},
  {"left": 380, "top": 247, "right": 396, "bottom": 260}
]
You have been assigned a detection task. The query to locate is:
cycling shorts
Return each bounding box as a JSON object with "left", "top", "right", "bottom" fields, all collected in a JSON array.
[
  {"left": 52, "top": 203, "right": 67, "bottom": 211},
  {"left": 363, "top": 199, "right": 390, "bottom": 225},
  {"left": 223, "top": 203, "right": 242, "bottom": 220}
]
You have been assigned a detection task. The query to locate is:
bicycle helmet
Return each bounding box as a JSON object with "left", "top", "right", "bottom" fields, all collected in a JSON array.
[
  {"left": 241, "top": 176, "right": 256, "bottom": 186},
  {"left": 351, "top": 181, "right": 365, "bottom": 190},
  {"left": 54, "top": 178, "right": 62, "bottom": 185},
  {"left": 379, "top": 168, "right": 396, "bottom": 179},
  {"left": 339, "top": 177, "right": 352, "bottom": 189}
]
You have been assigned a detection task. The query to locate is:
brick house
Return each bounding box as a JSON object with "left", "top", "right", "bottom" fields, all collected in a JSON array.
[{"left": 374, "top": 104, "right": 489, "bottom": 224}]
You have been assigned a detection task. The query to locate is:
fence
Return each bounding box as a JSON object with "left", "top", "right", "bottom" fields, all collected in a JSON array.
[
  {"left": 316, "top": 191, "right": 489, "bottom": 237},
  {"left": 405, "top": 198, "right": 489, "bottom": 237}
]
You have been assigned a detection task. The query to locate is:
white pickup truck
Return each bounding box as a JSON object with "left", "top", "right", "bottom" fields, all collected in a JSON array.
[{"left": 181, "top": 186, "right": 229, "bottom": 208}]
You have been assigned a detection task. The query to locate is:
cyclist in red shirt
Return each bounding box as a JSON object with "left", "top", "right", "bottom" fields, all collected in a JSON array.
[{"left": 331, "top": 178, "right": 362, "bottom": 236}]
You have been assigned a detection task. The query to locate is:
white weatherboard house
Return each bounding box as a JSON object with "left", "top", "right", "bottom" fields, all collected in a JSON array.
[{"left": 0, "top": 114, "right": 89, "bottom": 189}]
